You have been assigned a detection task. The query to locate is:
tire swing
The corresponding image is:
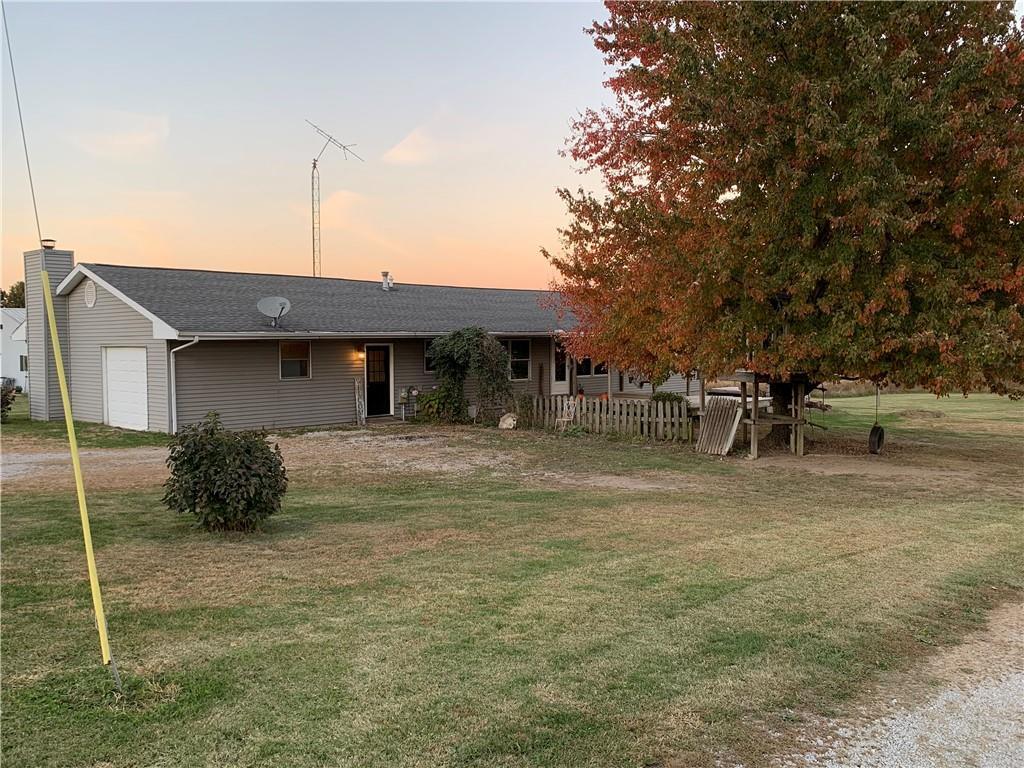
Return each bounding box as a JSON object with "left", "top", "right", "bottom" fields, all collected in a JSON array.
[{"left": 868, "top": 384, "right": 884, "bottom": 454}]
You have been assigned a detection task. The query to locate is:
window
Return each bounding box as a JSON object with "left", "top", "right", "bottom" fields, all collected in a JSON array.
[
  {"left": 501, "top": 339, "right": 531, "bottom": 380},
  {"left": 424, "top": 339, "right": 436, "bottom": 373},
  {"left": 19, "top": 355, "right": 28, "bottom": 372},
  {"left": 280, "top": 341, "right": 310, "bottom": 379},
  {"left": 554, "top": 342, "right": 567, "bottom": 382},
  {"left": 576, "top": 357, "right": 607, "bottom": 377}
]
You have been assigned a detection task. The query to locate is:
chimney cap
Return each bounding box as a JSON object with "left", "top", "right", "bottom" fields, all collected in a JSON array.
[{"left": 40, "top": 238, "right": 56, "bottom": 250}]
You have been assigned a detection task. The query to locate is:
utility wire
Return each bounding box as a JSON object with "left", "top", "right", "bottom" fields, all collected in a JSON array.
[
  {"left": 3, "top": 2, "right": 121, "bottom": 691},
  {"left": 2, "top": 0, "right": 43, "bottom": 245}
]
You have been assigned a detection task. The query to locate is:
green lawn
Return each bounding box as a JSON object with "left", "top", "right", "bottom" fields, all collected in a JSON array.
[
  {"left": 2, "top": 396, "right": 169, "bottom": 449},
  {"left": 2, "top": 393, "right": 1022, "bottom": 767}
]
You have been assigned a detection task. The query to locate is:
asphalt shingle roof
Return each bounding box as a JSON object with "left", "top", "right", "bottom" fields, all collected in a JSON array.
[
  {"left": 2, "top": 308, "right": 27, "bottom": 324},
  {"left": 83, "top": 264, "right": 573, "bottom": 336}
]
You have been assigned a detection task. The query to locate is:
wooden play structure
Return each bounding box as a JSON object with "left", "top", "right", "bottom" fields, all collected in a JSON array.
[{"left": 718, "top": 370, "right": 809, "bottom": 459}]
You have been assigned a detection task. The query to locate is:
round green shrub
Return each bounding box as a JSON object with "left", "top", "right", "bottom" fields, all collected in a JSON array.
[
  {"left": 651, "top": 391, "right": 685, "bottom": 404},
  {"left": 163, "top": 412, "right": 288, "bottom": 532},
  {"left": 0, "top": 384, "right": 16, "bottom": 424}
]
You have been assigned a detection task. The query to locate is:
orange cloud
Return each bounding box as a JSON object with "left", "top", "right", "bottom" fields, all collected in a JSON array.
[{"left": 382, "top": 126, "right": 441, "bottom": 166}]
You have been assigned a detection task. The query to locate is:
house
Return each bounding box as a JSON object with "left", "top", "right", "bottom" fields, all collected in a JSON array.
[
  {"left": 1, "top": 307, "right": 29, "bottom": 391},
  {"left": 24, "top": 244, "right": 700, "bottom": 433}
]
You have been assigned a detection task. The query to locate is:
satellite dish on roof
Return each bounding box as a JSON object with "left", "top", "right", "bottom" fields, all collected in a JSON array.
[{"left": 257, "top": 296, "right": 291, "bottom": 327}]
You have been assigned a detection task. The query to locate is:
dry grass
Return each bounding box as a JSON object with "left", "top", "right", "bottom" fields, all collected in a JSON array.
[{"left": 1, "top": 394, "right": 1021, "bottom": 768}]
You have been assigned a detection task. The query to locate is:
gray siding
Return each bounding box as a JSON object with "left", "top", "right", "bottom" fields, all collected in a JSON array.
[
  {"left": 516, "top": 336, "right": 551, "bottom": 398},
  {"left": 24, "top": 249, "right": 73, "bottom": 421},
  {"left": 578, "top": 370, "right": 616, "bottom": 397},
  {"left": 464, "top": 336, "right": 551, "bottom": 402},
  {"left": 175, "top": 335, "right": 557, "bottom": 431},
  {"left": 67, "top": 280, "right": 170, "bottom": 432},
  {"left": 579, "top": 367, "right": 701, "bottom": 399},
  {"left": 174, "top": 340, "right": 362, "bottom": 431},
  {"left": 654, "top": 372, "right": 701, "bottom": 397},
  {"left": 386, "top": 335, "right": 551, "bottom": 415},
  {"left": 392, "top": 339, "right": 439, "bottom": 410}
]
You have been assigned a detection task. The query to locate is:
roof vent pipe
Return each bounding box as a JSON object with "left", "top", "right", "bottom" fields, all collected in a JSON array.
[{"left": 381, "top": 271, "right": 394, "bottom": 291}]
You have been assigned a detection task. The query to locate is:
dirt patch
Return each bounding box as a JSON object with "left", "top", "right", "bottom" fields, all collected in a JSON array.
[
  {"left": 748, "top": 432, "right": 998, "bottom": 490},
  {"left": 274, "top": 428, "right": 512, "bottom": 480},
  {"left": 770, "top": 601, "right": 1024, "bottom": 767},
  {"left": 1, "top": 446, "right": 169, "bottom": 492},
  {"left": 4, "top": 417, "right": 1017, "bottom": 497},
  {"left": 752, "top": 451, "right": 976, "bottom": 486},
  {"left": 0, "top": 424, "right": 515, "bottom": 493},
  {"left": 536, "top": 470, "right": 695, "bottom": 491},
  {"left": 897, "top": 409, "right": 945, "bottom": 419}
]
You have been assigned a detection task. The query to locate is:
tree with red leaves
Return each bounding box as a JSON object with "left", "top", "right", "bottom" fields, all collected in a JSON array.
[{"left": 547, "top": 2, "right": 1024, "bottom": 399}]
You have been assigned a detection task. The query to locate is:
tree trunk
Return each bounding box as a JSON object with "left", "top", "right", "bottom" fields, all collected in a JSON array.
[{"left": 765, "top": 381, "right": 793, "bottom": 446}]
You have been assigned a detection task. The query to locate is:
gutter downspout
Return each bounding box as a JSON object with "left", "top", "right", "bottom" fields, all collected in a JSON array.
[{"left": 169, "top": 336, "right": 200, "bottom": 433}]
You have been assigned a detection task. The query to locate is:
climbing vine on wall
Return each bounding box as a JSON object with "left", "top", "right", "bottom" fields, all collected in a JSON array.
[{"left": 427, "top": 328, "right": 513, "bottom": 422}]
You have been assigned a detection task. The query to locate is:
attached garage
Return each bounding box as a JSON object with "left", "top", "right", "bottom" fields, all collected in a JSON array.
[{"left": 102, "top": 347, "right": 149, "bottom": 431}]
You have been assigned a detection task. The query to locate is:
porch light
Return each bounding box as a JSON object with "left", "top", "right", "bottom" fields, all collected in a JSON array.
[{"left": 355, "top": 343, "right": 365, "bottom": 361}]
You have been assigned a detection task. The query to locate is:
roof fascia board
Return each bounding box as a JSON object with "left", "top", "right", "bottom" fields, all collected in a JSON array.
[
  {"left": 181, "top": 330, "right": 566, "bottom": 341},
  {"left": 57, "top": 265, "right": 179, "bottom": 340}
]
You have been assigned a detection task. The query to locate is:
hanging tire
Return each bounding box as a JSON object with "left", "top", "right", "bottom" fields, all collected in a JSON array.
[{"left": 869, "top": 424, "right": 885, "bottom": 454}]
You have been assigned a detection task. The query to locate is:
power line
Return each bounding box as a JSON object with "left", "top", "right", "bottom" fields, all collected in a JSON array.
[{"left": 2, "top": 0, "right": 42, "bottom": 246}]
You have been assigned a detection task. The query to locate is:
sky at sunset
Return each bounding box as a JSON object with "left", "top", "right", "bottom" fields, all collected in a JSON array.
[{"left": 2, "top": 1, "right": 609, "bottom": 289}]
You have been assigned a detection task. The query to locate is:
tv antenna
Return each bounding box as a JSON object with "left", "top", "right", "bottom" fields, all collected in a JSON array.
[{"left": 307, "top": 120, "right": 363, "bottom": 278}]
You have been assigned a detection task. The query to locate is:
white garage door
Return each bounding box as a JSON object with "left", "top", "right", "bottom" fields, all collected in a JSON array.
[{"left": 103, "top": 347, "right": 149, "bottom": 431}]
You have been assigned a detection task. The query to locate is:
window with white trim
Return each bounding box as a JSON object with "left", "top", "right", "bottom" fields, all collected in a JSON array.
[
  {"left": 19, "top": 355, "right": 28, "bottom": 372},
  {"left": 501, "top": 339, "right": 531, "bottom": 381},
  {"left": 280, "top": 341, "right": 310, "bottom": 379}
]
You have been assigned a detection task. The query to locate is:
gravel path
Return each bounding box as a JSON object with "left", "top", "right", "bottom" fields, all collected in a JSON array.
[
  {"left": 804, "top": 673, "right": 1024, "bottom": 767},
  {"left": 776, "top": 602, "right": 1024, "bottom": 768}
]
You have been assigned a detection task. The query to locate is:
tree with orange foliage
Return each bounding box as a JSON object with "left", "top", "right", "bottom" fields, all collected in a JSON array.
[{"left": 547, "top": 2, "right": 1023, "bottom": 402}]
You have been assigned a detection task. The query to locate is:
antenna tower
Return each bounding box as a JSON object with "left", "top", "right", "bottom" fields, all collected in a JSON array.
[{"left": 307, "top": 120, "right": 363, "bottom": 277}]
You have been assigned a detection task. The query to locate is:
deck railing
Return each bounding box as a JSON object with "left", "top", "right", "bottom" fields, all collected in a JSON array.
[{"left": 529, "top": 395, "right": 692, "bottom": 442}]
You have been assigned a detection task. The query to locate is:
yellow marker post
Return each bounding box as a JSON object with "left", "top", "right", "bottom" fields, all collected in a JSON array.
[{"left": 40, "top": 270, "right": 120, "bottom": 687}]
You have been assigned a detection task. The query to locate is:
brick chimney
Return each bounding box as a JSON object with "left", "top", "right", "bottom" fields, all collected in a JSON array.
[{"left": 24, "top": 242, "right": 74, "bottom": 421}]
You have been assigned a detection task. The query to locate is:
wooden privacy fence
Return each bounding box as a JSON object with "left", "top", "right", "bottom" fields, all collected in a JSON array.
[{"left": 531, "top": 396, "right": 692, "bottom": 441}]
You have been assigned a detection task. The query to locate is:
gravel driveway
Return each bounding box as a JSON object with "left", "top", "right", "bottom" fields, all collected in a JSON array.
[{"left": 775, "top": 601, "right": 1024, "bottom": 768}]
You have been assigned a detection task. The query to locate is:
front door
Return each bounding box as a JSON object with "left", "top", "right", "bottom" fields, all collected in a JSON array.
[
  {"left": 365, "top": 345, "right": 392, "bottom": 416},
  {"left": 551, "top": 339, "right": 570, "bottom": 395}
]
